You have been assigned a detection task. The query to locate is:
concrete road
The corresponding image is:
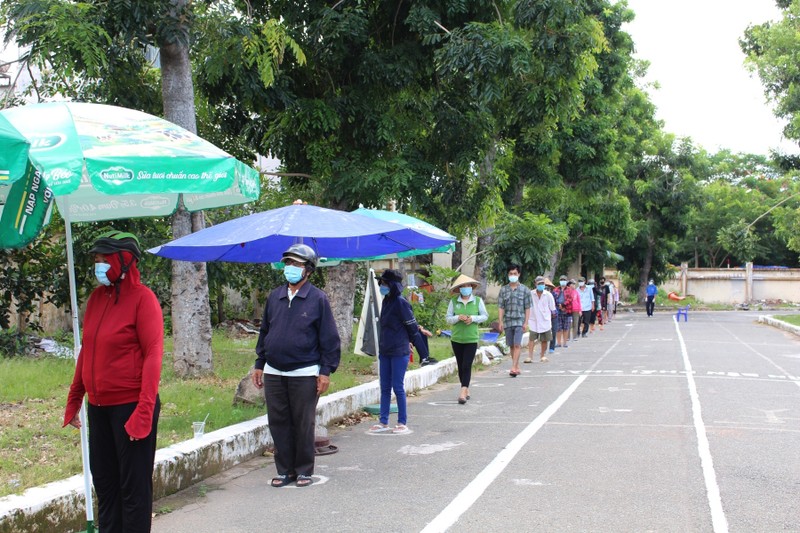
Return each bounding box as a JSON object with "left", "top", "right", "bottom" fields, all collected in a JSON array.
[{"left": 152, "top": 311, "right": 800, "bottom": 533}]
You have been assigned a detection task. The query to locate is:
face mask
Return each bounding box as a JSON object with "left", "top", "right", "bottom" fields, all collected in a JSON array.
[
  {"left": 559, "top": 280, "right": 567, "bottom": 287},
  {"left": 459, "top": 286, "right": 473, "bottom": 297},
  {"left": 536, "top": 284, "right": 546, "bottom": 292},
  {"left": 94, "top": 263, "right": 112, "bottom": 286},
  {"left": 283, "top": 264, "right": 305, "bottom": 284},
  {"left": 579, "top": 282, "right": 585, "bottom": 287},
  {"left": 508, "top": 275, "right": 519, "bottom": 283},
  {"left": 379, "top": 286, "right": 390, "bottom": 296},
  {"left": 649, "top": 281, "right": 654, "bottom": 285}
]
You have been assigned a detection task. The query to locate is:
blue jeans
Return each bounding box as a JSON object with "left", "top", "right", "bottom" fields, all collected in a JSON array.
[{"left": 379, "top": 353, "right": 410, "bottom": 425}]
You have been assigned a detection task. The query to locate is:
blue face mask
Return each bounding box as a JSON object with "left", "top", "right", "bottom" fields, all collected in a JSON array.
[
  {"left": 559, "top": 280, "right": 567, "bottom": 287},
  {"left": 379, "top": 286, "right": 390, "bottom": 296},
  {"left": 459, "top": 286, "right": 473, "bottom": 297},
  {"left": 283, "top": 264, "right": 305, "bottom": 284},
  {"left": 94, "top": 263, "right": 112, "bottom": 286},
  {"left": 536, "top": 284, "right": 546, "bottom": 292},
  {"left": 508, "top": 275, "right": 519, "bottom": 283}
]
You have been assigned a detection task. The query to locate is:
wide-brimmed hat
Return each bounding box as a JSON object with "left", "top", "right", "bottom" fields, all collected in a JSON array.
[
  {"left": 543, "top": 277, "right": 555, "bottom": 288},
  {"left": 450, "top": 274, "right": 479, "bottom": 293}
]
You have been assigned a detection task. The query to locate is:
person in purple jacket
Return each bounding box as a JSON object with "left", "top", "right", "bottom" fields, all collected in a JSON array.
[
  {"left": 370, "top": 269, "right": 429, "bottom": 435},
  {"left": 252, "top": 244, "right": 340, "bottom": 488}
]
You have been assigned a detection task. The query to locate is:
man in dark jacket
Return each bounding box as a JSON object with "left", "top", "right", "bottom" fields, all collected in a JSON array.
[
  {"left": 370, "top": 269, "right": 428, "bottom": 434},
  {"left": 252, "top": 244, "right": 340, "bottom": 488}
]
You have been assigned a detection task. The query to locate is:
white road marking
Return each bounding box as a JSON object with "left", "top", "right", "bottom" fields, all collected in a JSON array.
[
  {"left": 674, "top": 317, "right": 729, "bottom": 533},
  {"left": 397, "top": 442, "right": 464, "bottom": 455},
  {"left": 419, "top": 374, "right": 588, "bottom": 533},
  {"left": 512, "top": 479, "right": 546, "bottom": 486},
  {"left": 421, "top": 335, "right": 627, "bottom": 533}
]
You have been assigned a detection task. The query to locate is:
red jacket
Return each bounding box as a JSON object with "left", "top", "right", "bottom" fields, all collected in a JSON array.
[{"left": 63, "top": 254, "right": 163, "bottom": 439}]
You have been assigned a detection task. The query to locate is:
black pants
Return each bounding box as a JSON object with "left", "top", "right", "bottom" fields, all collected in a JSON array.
[
  {"left": 580, "top": 311, "right": 592, "bottom": 335},
  {"left": 451, "top": 342, "right": 477, "bottom": 387},
  {"left": 88, "top": 396, "right": 160, "bottom": 533},
  {"left": 263, "top": 373, "right": 318, "bottom": 478},
  {"left": 646, "top": 295, "right": 655, "bottom": 316}
]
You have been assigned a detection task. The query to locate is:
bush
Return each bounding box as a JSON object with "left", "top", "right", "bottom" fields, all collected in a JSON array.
[{"left": 407, "top": 264, "right": 459, "bottom": 331}]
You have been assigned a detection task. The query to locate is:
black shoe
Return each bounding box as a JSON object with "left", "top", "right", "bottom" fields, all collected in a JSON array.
[
  {"left": 581, "top": 333, "right": 587, "bottom": 338},
  {"left": 420, "top": 357, "right": 438, "bottom": 367}
]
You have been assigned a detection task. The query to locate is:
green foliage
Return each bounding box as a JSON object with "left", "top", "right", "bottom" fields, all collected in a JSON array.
[
  {"left": 488, "top": 212, "right": 568, "bottom": 285},
  {"left": 741, "top": 2, "right": 800, "bottom": 142},
  {"left": 716, "top": 220, "right": 761, "bottom": 263},
  {"left": 407, "top": 264, "right": 459, "bottom": 330}
]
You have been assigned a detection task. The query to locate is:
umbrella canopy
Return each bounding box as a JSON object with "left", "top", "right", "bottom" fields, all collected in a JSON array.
[
  {"left": 0, "top": 101, "right": 259, "bottom": 237},
  {"left": 148, "top": 204, "right": 456, "bottom": 263},
  {"left": 0, "top": 115, "right": 54, "bottom": 247},
  {"left": 0, "top": 101, "right": 262, "bottom": 532},
  {"left": 350, "top": 208, "right": 455, "bottom": 257}
]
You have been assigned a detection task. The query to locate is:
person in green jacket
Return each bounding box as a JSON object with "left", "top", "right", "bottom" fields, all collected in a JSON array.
[{"left": 445, "top": 274, "right": 489, "bottom": 404}]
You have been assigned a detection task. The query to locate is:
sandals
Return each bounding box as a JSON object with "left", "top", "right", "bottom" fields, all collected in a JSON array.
[
  {"left": 523, "top": 358, "right": 533, "bottom": 364},
  {"left": 296, "top": 475, "right": 313, "bottom": 488},
  {"left": 509, "top": 370, "right": 520, "bottom": 377},
  {"left": 368, "top": 423, "right": 392, "bottom": 434},
  {"left": 458, "top": 397, "right": 467, "bottom": 404},
  {"left": 271, "top": 474, "right": 296, "bottom": 488},
  {"left": 540, "top": 356, "right": 549, "bottom": 363},
  {"left": 392, "top": 424, "right": 410, "bottom": 434}
]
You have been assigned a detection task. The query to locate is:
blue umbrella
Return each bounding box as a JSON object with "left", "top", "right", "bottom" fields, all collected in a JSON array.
[
  {"left": 351, "top": 208, "right": 455, "bottom": 257},
  {"left": 148, "top": 204, "right": 456, "bottom": 262}
]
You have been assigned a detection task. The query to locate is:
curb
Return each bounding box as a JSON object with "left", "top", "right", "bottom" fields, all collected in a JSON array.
[
  {"left": 758, "top": 315, "right": 800, "bottom": 337},
  {"left": 0, "top": 357, "right": 458, "bottom": 533}
]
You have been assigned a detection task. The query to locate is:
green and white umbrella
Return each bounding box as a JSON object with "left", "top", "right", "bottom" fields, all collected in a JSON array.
[{"left": 0, "top": 101, "right": 261, "bottom": 533}]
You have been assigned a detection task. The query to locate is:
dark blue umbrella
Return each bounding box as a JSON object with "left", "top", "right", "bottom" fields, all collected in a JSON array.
[{"left": 148, "top": 204, "right": 456, "bottom": 262}]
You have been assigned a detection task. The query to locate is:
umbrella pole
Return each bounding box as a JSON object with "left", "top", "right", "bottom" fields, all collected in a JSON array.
[{"left": 63, "top": 205, "right": 96, "bottom": 533}]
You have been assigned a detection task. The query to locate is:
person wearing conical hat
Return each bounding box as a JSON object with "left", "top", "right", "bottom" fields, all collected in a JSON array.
[{"left": 445, "top": 274, "right": 489, "bottom": 404}]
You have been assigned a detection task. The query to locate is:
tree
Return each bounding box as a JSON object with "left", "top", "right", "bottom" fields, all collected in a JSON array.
[
  {"left": 619, "top": 134, "right": 702, "bottom": 301},
  {"left": 1, "top": 0, "right": 302, "bottom": 376},
  {"left": 741, "top": 1, "right": 800, "bottom": 146}
]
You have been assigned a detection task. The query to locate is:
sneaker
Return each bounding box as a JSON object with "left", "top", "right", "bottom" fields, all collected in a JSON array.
[
  {"left": 555, "top": 344, "right": 562, "bottom": 348},
  {"left": 581, "top": 333, "right": 587, "bottom": 338},
  {"left": 548, "top": 348, "right": 555, "bottom": 353},
  {"left": 420, "top": 357, "right": 438, "bottom": 367}
]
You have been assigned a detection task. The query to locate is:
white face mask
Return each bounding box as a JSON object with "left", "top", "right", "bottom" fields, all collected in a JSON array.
[{"left": 94, "top": 263, "right": 112, "bottom": 286}]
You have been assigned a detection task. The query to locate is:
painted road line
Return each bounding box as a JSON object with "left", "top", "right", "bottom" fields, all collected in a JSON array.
[
  {"left": 674, "top": 317, "right": 729, "bottom": 533},
  {"left": 713, "top": 318, "right": 800, "bottom": 390},
  {"left": 420, "top": 335, "right": 627, "bottom": 533}
]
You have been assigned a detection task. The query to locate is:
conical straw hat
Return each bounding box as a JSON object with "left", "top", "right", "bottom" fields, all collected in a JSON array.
[{"left": 450, "top": 274, "right": 480, "bottom": 292}]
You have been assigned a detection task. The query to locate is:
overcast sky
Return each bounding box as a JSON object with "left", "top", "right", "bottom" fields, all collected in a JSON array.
[{"left": 623, "top": 0, "right": 798, "bottom": 155}]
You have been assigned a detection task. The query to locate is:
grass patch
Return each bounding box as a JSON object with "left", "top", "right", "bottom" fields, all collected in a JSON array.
[
  {"left": 0, "top": 328, "right": 459, "bottom": 497},
  {"left": 775, "top": 315, "right": 800, "bottom": 327}
]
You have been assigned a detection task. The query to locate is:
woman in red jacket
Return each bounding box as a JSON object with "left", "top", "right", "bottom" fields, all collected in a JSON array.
[{"left": 63, "top": 230, "right": 163, "bottom": 533}]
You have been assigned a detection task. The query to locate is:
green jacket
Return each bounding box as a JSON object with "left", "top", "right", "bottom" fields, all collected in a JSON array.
[{"left": 447, "top": 295, "right": 488, "bottom": 344}]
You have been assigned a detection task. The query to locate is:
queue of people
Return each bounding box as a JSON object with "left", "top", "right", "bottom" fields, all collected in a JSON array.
[
  {"left": 63, "top": 231, "right": 622, "bottom": 527},
  {"left": 497, "top": 265, "right": 620, "bottom": 372}
]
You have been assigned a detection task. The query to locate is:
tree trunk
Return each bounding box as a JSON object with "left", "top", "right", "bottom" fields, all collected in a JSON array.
[
  {"left": 638, "top": 237, "right": 655, "bottom": 304},
  {"left": 161, "top": 6, "right": 214, "bottom": 377},
  {"left": 216, "top": 288, "right": 225, "bottom": 325},
  {"left": 452, "top": 241, "right": 463, "bottom": 272},
  {"left": 545, "top": 249, "right": 561, "bottom": 280},
  {"left": 325, "top": 263, "right": 358, "bottom": 353},
  {"left": 473, "top": 231, "right": 492, "bottom": 298}
]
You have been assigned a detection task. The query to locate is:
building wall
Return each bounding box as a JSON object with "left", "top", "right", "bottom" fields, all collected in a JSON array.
[{"left": 662, "top": 262, "right": 800, "bottom": 304}]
